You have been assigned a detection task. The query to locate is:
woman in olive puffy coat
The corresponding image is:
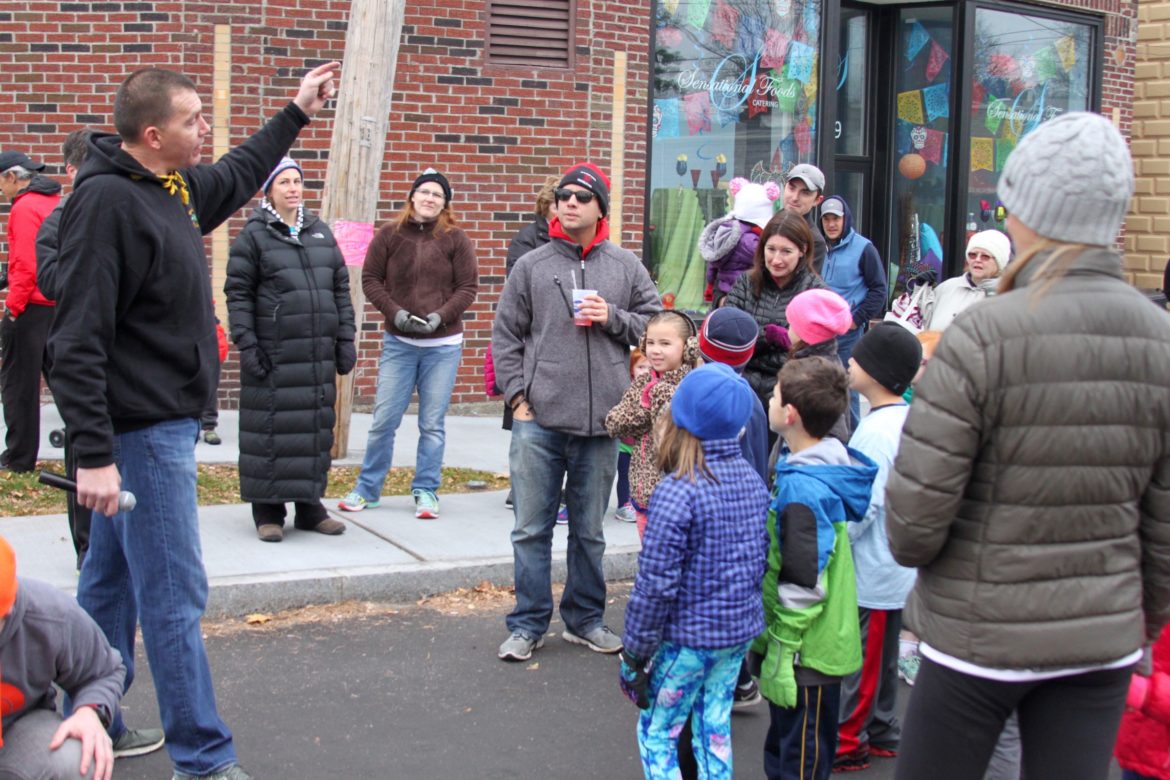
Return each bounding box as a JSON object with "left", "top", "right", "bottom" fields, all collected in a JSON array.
[
  {"left": 885, "top": 114, "right": 1170, "bottom": 780},
  {"left": 225, "top": 157, "right": 356, "bottom": 542}
]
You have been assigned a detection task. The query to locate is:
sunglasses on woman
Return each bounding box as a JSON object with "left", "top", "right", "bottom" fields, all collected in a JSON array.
[{"left": 555, "top": 188, "right": 595, "bottom": 204}]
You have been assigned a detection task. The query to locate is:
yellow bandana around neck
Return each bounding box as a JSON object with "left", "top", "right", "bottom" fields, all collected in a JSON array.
[{"left": 158, "top": 171, "right": 190, "bottom": 205}]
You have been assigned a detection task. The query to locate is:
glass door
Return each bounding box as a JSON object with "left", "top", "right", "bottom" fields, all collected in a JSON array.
[
  {"left": 961, "top": 7, "right": 1096, "bottom": 262},
  {"left": 833, "top": 5, "right": 873, "bottom": 233},
  {"left": 888, "top": 6, "right": 955, "bottom": 294}
]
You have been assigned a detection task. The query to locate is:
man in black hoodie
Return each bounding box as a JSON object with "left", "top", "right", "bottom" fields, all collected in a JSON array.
[{"left": 48, "top": 62, "right": 338, "bottom": 780}]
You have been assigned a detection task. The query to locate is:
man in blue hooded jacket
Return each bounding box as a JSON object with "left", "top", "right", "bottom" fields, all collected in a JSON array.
[{"left": 819, "top": 196, "right": 887, "bottom": 427}]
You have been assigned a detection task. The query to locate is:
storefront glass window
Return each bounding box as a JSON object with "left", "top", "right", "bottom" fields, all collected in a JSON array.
[
  {"left": 837, "top": 11, "right": 867, "bottom": 158},
  {"left": 649, "top": 0, "right": 822, "bottom": 311},
  {"left": 890, "top": 7, "right": 953, "bottom": 296},
  {"left": 964, "top": 9, "right": 1093, "bottom": 251}
]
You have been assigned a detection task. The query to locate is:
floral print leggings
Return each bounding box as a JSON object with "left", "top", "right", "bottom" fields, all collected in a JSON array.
[{"left": 637, "top": 640, "right": 751, "bottom": 779}]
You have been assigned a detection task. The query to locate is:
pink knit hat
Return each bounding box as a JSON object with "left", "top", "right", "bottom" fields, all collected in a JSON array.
[{"left": 786, "top": 289, "right": 853, "bottom": 345}]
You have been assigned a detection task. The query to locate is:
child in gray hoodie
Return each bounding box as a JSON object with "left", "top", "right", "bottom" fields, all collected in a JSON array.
[{"left": 0, "top": 535, "right": 126, "bottom": 780}]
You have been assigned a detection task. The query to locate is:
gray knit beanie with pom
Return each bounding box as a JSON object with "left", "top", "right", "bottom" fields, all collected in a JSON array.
[{"left": 997, "top": 112, "right": 1134, "bottom": 247}]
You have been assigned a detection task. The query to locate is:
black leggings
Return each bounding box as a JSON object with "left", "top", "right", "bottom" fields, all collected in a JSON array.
[{"left": 895, "top": 656, "right": 1133, "bottom": 780}]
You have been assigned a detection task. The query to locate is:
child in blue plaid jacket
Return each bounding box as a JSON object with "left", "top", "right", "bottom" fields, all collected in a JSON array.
[{"left": 620, "top": 363, "right": 772, "bottom": 779}]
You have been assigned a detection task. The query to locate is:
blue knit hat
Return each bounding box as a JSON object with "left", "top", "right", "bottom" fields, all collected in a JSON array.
[
  {"left": 262, "top": 156, "right": 302, "bottom": 194},
  {"left": 671, "top": 362, "right": 753, "bottom": 441}
]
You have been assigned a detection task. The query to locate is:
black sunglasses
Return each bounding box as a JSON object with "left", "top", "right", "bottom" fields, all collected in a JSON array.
[{"left": 555, "top": 188, "right": 594, "bottom": 205}]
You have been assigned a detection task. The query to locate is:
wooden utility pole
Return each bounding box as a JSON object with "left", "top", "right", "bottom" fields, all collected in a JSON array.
[{"left": 323, "top": 0, "right": 406, "bottom": 458}]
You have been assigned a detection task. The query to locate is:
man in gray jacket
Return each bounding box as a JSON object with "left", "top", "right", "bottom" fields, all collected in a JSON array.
[
  {"left": 493, "top": 162, "right": 661, "bottom": 662},
  {"left": 0, "top": 536, "right": 125, "bottom": 780}
]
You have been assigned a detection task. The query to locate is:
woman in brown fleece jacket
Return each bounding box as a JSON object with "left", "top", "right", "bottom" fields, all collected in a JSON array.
[{"left": 338, "top": 168, "right": 478, "bottom": 519}]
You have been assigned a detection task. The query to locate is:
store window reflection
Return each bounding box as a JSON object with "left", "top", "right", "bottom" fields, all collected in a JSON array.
[
  {"left": 837, "top": 10, "right": 868, "bottom": 157},
  {"left": 965, "top": 9, "right": 1093, "bottom": 249},
  {"left": 649, "top": 0, "right": 821, "bottom": 311},
  {"left": 890, "top": 7, "right": 953, "bottom": 296},
  {"left": 833, "top": 169, "right": 866, "bottom": 230}
]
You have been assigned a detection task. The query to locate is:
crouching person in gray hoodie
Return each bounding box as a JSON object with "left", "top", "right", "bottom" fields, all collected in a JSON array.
[
  {"left": 0, "top": 535, "right": 125, "bottom": 780},
  {"left": 492, "top": 162, "right": 662, "bottom": 663}
]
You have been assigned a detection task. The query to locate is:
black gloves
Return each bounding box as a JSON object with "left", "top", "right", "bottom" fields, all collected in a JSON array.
[
  {"left": 619, "top": 649, "right": 651, "bottom": 710},
  {"left": 239, "top": 345, "right": 272, "bottom": 379},
  {"left": 335, "top": 339, "right": 356, "bottom": 375}
]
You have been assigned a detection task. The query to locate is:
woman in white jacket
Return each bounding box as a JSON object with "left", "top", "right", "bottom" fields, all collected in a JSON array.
[{"left": 924, "top": 230, "right": 1011, "bottom": 330}]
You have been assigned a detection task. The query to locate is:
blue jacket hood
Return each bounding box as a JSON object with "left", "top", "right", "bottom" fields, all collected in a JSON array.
[
  {"left": 820, "top": 195, "right": 854, "bottom": 246},
  {"left": 778, "top": 438, "right": 876, "bottom": 524}
]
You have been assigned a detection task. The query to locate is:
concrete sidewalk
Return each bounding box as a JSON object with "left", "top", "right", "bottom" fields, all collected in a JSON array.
[{"left": 2, "top": 404, "right": 640, "bottom": 617}]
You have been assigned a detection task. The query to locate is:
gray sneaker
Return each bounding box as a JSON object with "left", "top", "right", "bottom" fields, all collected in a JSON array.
[
  {"left": 113, "top": 727, "right": 165, "bottom": 758},
  {"left": 562, "top": 625, "right": 623, "bottom": 654},
  {"left": 173, "top": 765, "right": 253, "bottom": 780},
  {"left": 498, "top": 631, "right": 545, "bottom": 661}
]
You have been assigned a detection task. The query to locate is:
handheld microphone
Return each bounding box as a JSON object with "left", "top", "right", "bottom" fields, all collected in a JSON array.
[{"left": 38, "top": 470, "right": 137, "bottom": 512}]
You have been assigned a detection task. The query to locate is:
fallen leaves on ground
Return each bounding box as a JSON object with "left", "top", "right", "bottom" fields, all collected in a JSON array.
[
  {"left": 203, "top": 600, "right": 406, "bottom": 637},
  {"left": 417, "top": 580, "right": 518, "bottom": 616},
  {"left": 198, "top": 583, "right": 632, "bottom": 636}
]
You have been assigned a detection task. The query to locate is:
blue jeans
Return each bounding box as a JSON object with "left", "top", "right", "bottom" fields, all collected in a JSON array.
[
  {"left": 638, "top": 641, "right": 750, "bottom": 779},
  {"left": 837, "top": 326, "right": 863, "bottom": 430},
  {"left": 76, "top": 418, "right": 235, "bottom": 776},
  {"left": 506, "top": 419, "right": 616, "bottom": 638},
  {"left": 354, "top": 334, "right": 462, "bottom": 499}
]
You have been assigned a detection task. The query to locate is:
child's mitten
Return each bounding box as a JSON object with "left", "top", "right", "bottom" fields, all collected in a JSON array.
[
  {"left": 763, "top": 323, "right": 791, "bottom": 351},
  {"left": 619, "top": 650, "right": 652, "bottom": 709}
]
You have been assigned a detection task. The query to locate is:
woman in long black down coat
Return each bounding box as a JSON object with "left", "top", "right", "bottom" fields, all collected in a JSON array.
[{"left": 225, "top": 156, "right": 357, "bottom": 542}]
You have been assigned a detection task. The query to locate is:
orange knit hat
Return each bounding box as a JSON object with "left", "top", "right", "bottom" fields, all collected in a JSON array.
[{"left": 0, "top": 536, "right": 16, "bottom": 618}]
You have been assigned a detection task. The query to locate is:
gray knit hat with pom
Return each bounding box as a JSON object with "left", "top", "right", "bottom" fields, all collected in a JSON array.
[{"left": 997, "top": 112, "right": 1134, "bottom": 247}]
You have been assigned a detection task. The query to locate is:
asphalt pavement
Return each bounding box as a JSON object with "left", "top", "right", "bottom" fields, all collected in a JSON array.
[
  {"left": 107, "top": 592, "right": 908, "bottom": 780},
  {"left": 0, "top": 405, "right": 1128, "bottom": 779}
]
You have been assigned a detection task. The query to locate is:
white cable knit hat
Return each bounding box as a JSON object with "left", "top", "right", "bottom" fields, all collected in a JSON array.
[
  {"left": 966, "top": 230, "right": 1012, "bottom": 272},
  {"left": 997, "top": 112, "right": 1134, "bottom": 247}
]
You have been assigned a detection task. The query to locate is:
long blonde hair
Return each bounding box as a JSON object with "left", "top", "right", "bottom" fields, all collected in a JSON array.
[
  {"left": 534, "top": 175, "right": 559, "bottom": 218},
  {"left": 998, "top": 239, "right": 1095, "bottom": 298},
  {"left": 655, "top": 413, "right": 717, "bottom": 484}
]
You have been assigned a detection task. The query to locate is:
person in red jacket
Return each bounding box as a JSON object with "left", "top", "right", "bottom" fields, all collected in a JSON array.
[
  {"left": 1116, "top": 624, "right": 1170, "bottom": 780},
  {"left": 0, "top": 150, "right": 61, "bottom": 472},
  {"left": 199, "top": 309, "right": 229, "bottom": 446}
]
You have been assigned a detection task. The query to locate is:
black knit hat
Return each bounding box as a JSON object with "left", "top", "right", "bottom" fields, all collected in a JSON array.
[
  {"left": 851, "top": 322, "right": 923, "bottom": 395},
  {"left": 410, "top": 168, "right": 452, "bottom": 203},
  {"left": 558, "top": 162, "right": 610, "bottom": 216}
]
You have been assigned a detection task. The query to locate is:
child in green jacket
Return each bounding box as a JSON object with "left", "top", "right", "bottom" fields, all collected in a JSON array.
[{"left": 756, "top": 356, "right": 877, "bottom": 780}]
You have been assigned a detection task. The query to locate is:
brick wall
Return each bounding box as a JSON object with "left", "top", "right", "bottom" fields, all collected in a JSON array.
[
  {"left": 1128, "top": 0, "right": 1170, "bottom": 288},
  {"left": 0, "top": 0, "right": 650, "bottom": 409},
  {"left": 0, "top": 0, "right": 1142, "bottom": 410}
]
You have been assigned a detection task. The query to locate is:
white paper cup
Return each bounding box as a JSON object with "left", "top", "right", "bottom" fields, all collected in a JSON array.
[{"left": 572, "top": 289, "right": 596, "bottom": 326}]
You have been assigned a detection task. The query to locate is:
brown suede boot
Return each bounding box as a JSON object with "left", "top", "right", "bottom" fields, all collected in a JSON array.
[
  {"left": 297, "top": 517, "right": 346, "bottom": 535},
  {"left": 256, "top": 524, "right": 284, "bottom": 542}
]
